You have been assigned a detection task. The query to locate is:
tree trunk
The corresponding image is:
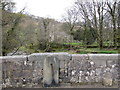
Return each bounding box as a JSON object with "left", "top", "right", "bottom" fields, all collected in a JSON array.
[
  {"left": 99, "top": 26, "right": 103, "bottom": 49},
  {"left": 113, "top": 18, "right": 117, "bottom": 48}
]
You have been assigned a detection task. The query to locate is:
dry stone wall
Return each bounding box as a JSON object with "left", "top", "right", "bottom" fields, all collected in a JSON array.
[{"left": 0, "top": 53, "right": 119, "bottom": 88}]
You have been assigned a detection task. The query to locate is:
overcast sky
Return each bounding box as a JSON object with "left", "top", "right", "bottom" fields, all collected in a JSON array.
[{"left": 13, "top": 0, "right": 75, "bottom": 21}]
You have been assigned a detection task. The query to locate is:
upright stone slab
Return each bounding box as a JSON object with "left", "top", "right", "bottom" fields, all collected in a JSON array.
[
  {"left": 0, "top": 57, "right": 2, "bottom": 90},
  {"left": 43, "top": 55, "right": 59, "bottom": 87},
  {"left": 28, "top": 52, "right": 70, "bottom": 85}
]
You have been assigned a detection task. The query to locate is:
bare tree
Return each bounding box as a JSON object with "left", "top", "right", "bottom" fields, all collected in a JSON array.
[
  {"left": 97, "top": 1, "right": 106, "bottom": 49},
  {"left": 40, "top": 18, "right": 54, "bottom": 51},
  {"left": 106, "top": 1, "right": 118, "bottom": 48},
  {"left": 117, "top": 1, "right": 120, "bottom": 47},
  {"left": 2, "top": 0, "right": 25, "bottom": 55},
  {"left": 75, "top": 0, "right": 98, "bottom": 47},
  {"left": 1, "top": 0, "right": 15, "bottom": 11},
  {"left": 74, "top": 0, "right": 108, "bottom": 49},
  {"left": 63, "top": 6, "right": 78, "bottom": 49}
]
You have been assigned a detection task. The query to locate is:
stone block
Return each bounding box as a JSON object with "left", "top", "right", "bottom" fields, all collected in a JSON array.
[
  {"left": 28, "top": 53, "right": 48, "bottom": 69},
  {"left": 43, "top": 55, "right": 59, "bottom": 87},
  {"left": 106, "top": 60, "right": 116, "bottom": 68},
  {"left": 1, "top": 55, "right": 27, "bottom": 62},
  {"left": 102, "top": 71, "right": 113, "bottom": 86},
  {"left": 28, "top": 53, "right": 70, "bottom": 69},
  {"left": 28, "top": 52, "right": 70, "bottom": 60},
  {"left": 68, "top": 60, "right": 74, "bottom": 69},
  {"left": 22, "top": 70, "right": 33, "bottom": 78},
  {"left": 13, "top": 71, "right": 22, "bottom": 78},
  {"left": 72, "top": 54, "right": 89, "bottom": 61},
  {"left": 53, "top": 52, "right": 71, "bottom": 61},
  {"left": 33, "top": 68, "right": 43, "bottom": 77},
  {"left": 88, "top": 54, "right": 119, "bottom": 67},
  {"left": 22, "top": 64, "right": 34, "bottom": 70},
  {"left": 60, "top": 60, "right": 65, "bottom": 69},
  {"left": 81, "top": 61, "right": 91, "bottom": 71}
]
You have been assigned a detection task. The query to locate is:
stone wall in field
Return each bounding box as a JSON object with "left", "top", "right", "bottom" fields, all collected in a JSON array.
[{"left": 0, "top": 53, "right": 119, "bottom": 88}]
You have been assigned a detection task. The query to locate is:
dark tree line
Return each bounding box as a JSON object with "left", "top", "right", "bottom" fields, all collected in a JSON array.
[{"left": 63, "top": 0, "right": 120, "bottom": 49}]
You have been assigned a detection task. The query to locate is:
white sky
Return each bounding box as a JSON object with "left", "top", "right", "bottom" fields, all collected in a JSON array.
[{"left": 13, "top": 0, "right": 75, "bottom": 21}]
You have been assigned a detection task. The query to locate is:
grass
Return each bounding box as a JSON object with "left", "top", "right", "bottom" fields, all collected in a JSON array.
[
  {"left": 64, "top": 42, "right": 115, "bottom": 47},
  {"left": 64, "top": 42, "right": 83, "bottom": 46},
  {"left": 63, "top": 42, "right": 118, "bottom": 54},
  {"left": 78, "top": 48, "right": 118, "bottom": 54},
  {"left": 19, "top": 43, "right": 118, "bottom": 55},
  {"left": 51, "top": 48, "right": 118, "bottom": 54}
]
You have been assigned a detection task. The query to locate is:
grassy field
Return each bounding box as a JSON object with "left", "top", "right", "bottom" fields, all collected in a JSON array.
[
  {"left": 64, "top": 42, "right": 115, "bottom": 47},
  {"left": 50, "top": 47, "right": 118, "bottom": 54},
  {"left": 76, "top": 48, "right": 118, "bottom": 54},
  {"left": 19, "top": 42, "right": 119, "bottom": 55},
  {"left": 63, "top": 42, "right": 118, "bottom": 54}
]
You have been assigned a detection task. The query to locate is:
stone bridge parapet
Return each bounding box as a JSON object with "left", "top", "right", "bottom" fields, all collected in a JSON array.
[{"left": 0, "top": 53, "right": 119, "bottom": 88}]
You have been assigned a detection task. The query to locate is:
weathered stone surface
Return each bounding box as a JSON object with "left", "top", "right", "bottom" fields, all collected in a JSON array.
[
  {"left": 43, "top": 55, "right": 59, "bottom": 87},
  {"left": 43, "top": 58, "right": 52, "bottom": 86},
  {"left": 102, "top": 70, "right": 113, "bottom": 86},
  {"left": 28, "top": 52, "right": 70, "bottom": 60},
  {"left": 2, "top": 55, "right": 27, "bottom": 62},
  {"left": 95, "top": 67, "right": 103, "bottom": 82},
  {"left": 53, "top": 52, "right": 71, "bottom": 61},
  {"left": 89, "top": 70, "right": 96, "bottom": 82},
  {"left": 106, "top": 60, "right": 116, "bottom": 68},
  {"left": 70, "top": 77, "right": 76, "bottom": 83},
  {"left": 0, "top": 57, "right": 2, "bottom": 89},
  {"left": 60, "top": 60, "right": 65, "bottom": 69},
  {"left": 28, "top": 53, "right": 48, "bottom": 69},
  {"left": 88, "top": 54, "right": 119, "bottom": 60},
  {"left": 1, "top": 53, "right": 118, "bottom": 88},
  {"left": 28, "top": 53, "right": 70, "bottom": 68},
  {"left": 88, "top": 54, "right": 118, "bottom": 67},
  {"left": 72, "top": 54, "right": 89, "bottom": 61}
]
